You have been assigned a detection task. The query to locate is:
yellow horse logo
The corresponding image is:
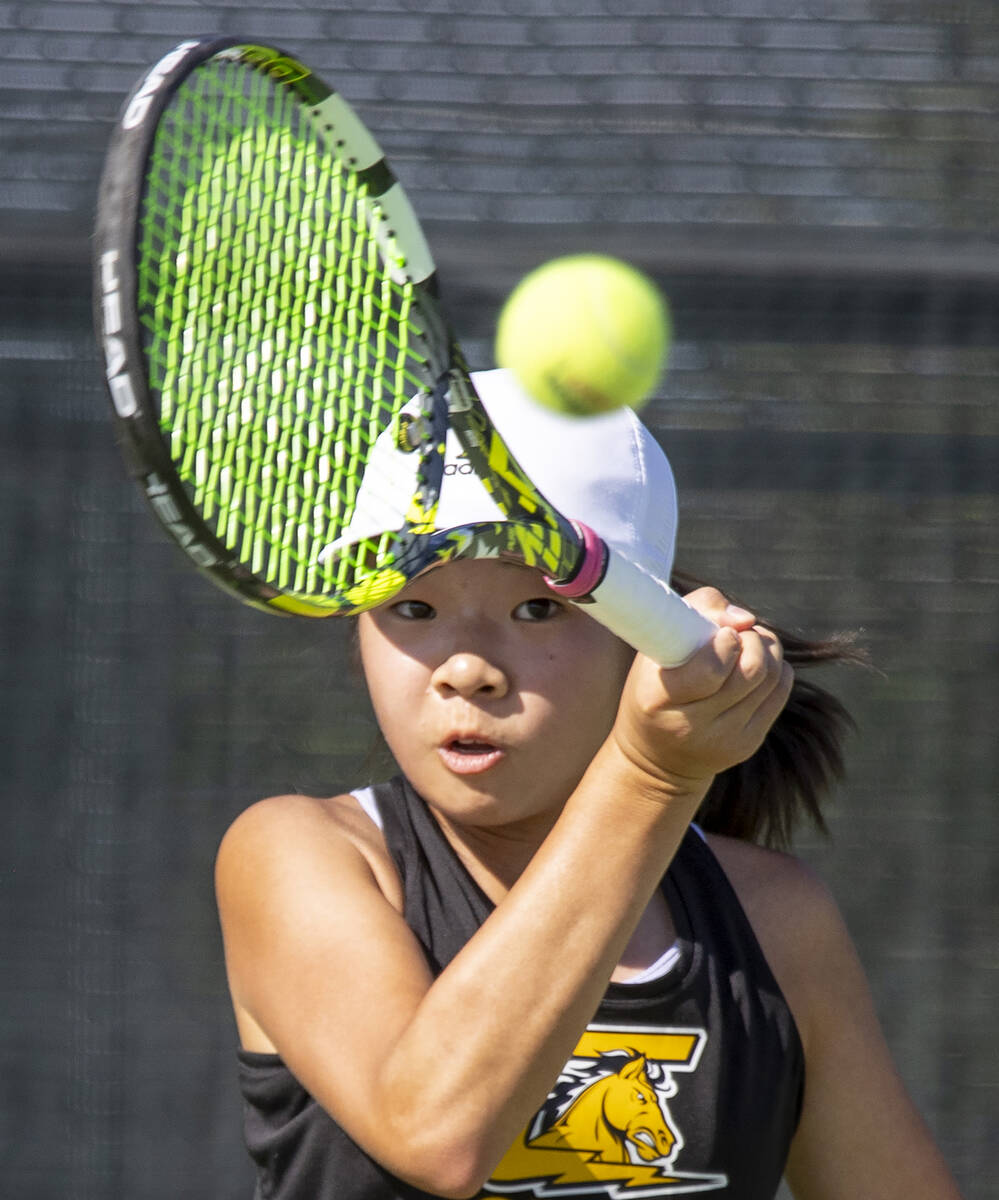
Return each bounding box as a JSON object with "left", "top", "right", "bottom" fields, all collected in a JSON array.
[
  {"left": 529, "top": 1054, "right": 679, "bottom": 1165},
  {"left": 483, "top": 1026, "right": 728, "bottom": 1197}
]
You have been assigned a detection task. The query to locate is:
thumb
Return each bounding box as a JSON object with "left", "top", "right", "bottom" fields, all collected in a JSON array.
[{"left": 683, "top": 586, "right": 756, "bottom": 631}]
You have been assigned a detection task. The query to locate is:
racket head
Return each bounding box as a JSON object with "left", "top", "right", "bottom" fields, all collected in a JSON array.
[{"left": 95, "top": 38, "right": 571, "bottom": 617}]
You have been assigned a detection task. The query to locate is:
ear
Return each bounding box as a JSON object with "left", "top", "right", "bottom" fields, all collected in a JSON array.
[{"left": 620, "top": 1055, "right": 647, "bottom": 1080}]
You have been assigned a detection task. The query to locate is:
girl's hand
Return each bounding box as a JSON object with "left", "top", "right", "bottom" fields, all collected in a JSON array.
[{"left": 610, "top": 587, "right": 793, "bottom": 796}]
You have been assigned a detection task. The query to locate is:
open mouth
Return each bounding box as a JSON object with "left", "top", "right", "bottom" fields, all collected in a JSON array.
[
  {"left": 630, "top": 1128, "right": 672, "bottom": 1162},
  {"left": 438, "top": 738, "right": 504, "bottom": 775}
]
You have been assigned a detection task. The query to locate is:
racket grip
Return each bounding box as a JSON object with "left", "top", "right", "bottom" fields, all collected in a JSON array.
[{"left": 548, "top": 527, "right": 716, "bottom": 667}]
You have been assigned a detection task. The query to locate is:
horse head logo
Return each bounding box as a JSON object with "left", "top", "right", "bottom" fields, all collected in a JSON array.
[{"left": 529, "top": 1053, "right": 681, "bottom": 1166}]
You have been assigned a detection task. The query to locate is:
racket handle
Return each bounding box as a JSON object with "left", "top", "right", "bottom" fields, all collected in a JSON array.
[{"left": 548, "top": 525, "right": 716, "bottom": 667}]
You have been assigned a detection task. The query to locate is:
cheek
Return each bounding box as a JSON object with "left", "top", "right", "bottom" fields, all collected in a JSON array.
[
  {"left": 537, "top": 634, "right": 633, "bottom": 742},
  {"left": 516, "top": 668, "right": 625, "bottom": 802},
  {"left": 563, "top": 625, "right": 634, "bottom": 700},
  {"left": 358, "top": 617, "right": 423, "bottom": 726}
]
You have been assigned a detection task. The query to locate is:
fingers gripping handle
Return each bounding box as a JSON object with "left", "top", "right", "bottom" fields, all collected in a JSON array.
[{"left": 547, "top": 523, "right": 716, "bottom": 667}]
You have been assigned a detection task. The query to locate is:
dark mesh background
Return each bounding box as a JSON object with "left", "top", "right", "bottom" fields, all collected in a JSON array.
[{"left": 1, "top": 3, "right": 996, "bottom": 1198}]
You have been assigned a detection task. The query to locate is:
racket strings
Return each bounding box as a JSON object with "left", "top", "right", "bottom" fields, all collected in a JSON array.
[{"left": 137, "top": 57, "right": 434, "bottom": 600}]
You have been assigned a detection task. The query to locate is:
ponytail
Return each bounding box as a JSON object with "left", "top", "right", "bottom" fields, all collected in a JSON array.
[{"left": 671, "top": 570, "right": 867, "bottom": 850}]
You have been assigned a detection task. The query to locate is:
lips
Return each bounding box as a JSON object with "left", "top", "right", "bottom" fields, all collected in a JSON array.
[{"left": 438, "top": 736, "right": 505, "bottom": 775}]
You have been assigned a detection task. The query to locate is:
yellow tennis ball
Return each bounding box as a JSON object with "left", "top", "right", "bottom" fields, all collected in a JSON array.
[{"left": 494, "top": 254, "right": 671, "bottom": 416}]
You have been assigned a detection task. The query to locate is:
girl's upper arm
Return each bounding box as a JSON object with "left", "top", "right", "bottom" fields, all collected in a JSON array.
[
  {"left": 214, "top": 794, "right": 437, "bottom": 1153},
  {"left": 714, "top": 840, "right": 963, "bottom": 1200},
  {"left": 782, "top": 875, "right": 963, "bottom": 1199}
]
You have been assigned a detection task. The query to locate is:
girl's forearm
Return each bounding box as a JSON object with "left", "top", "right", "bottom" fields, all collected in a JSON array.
[{"left": 373, "top": 737, "right": 709, "bottom": 1182}]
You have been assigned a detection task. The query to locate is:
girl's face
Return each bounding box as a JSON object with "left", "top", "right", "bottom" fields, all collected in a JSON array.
[{"left": 358, "top": 558, "right": 634, "bottom": 834}]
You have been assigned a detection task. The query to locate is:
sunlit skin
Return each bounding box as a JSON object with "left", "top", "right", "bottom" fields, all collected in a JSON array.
[
  {"left": 358, "top": 558, "right": 636, "bottom": 877},
  {"left": 216, "top": 558, "right": 965, "bottom": 1199}
]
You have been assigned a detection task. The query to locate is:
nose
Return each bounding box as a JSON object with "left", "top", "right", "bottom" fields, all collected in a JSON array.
[{"left": 431, "top": 652, "right": 509, "bottom": 701}]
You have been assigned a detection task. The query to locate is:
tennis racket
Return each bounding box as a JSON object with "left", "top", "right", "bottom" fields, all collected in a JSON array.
[{"left": 93, "top": 37, "right": 714, "bottom": 666}]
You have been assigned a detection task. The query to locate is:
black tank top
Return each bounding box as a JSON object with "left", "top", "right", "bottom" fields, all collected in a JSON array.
[{"left": 237, "top": 776, "right": 804, "bottom": 1199}]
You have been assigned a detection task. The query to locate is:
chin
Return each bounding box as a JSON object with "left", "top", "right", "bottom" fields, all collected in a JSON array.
[{"left": 420, "top": 770, "right": 569, "bottom": 835}]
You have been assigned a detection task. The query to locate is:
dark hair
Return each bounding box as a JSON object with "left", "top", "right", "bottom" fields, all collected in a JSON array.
[{"left": 671, "top": 569, "right": 867, "bottom": 850}]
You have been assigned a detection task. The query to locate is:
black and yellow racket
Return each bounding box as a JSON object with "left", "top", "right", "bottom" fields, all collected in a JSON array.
[{"left": 94, "top": 38, "right": 713, "bottom": 665}]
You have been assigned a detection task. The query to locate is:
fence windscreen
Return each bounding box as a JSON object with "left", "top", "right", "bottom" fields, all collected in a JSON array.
[{"left": 1, "top": 4, "right": 996, "bottom": 1198}]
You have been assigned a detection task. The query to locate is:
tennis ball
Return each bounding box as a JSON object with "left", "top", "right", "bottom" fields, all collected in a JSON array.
[{"left": 494, "top": 254, "right": 671, "bottom": 416}]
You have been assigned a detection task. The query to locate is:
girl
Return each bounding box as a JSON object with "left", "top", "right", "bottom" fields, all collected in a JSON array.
[{"left": 216, "top": 370, "right": 962, "bottom": 1200}]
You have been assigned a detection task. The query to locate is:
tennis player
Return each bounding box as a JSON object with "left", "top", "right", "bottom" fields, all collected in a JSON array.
[{"left": 216, "top": 370, "right": 962, "bottom": 1199}]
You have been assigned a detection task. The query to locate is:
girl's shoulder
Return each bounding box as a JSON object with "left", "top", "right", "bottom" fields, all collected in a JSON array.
[
  {"left": 703, "top": 831, "right": 835, "bottom": 925},
  {"left": 216, "top": 790, "right": 405, "bottom": 915},
  {"left": 704, "top": 832, "right": 853, "bottom": 1055},
  {"left": 214, "top": 791, "right": 421, "bottom": 1059}
]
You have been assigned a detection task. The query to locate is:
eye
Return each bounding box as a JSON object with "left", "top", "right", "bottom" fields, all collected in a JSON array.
[
  {"left": 390, "top": 599, "right": 435, "bottom": 620},
  {"left": 513, "top": 596, "right": 563, "bottom": 622}
]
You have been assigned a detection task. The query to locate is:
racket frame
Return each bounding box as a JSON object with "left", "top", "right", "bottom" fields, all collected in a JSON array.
[
  {"left": 95, "top": 37, "right": 577, "bottom": 615},
  {"left": 95, "top": 37, "right": 715, "bottom": 663},
  {"left": 95, "top": 38, "right": 295, "bottom": 611}
]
